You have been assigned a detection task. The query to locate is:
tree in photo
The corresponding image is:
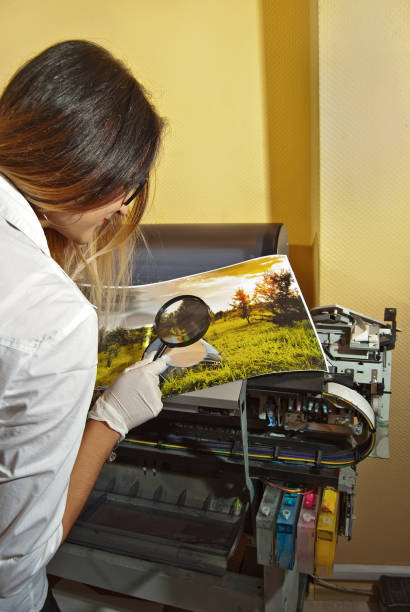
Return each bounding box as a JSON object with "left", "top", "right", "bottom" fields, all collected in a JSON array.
[
  {"left": 230, "top": 288, "right": 252, "bottom": 323},
  {"left": 254, "top": 271, "right": 305, "bottom": 325}
]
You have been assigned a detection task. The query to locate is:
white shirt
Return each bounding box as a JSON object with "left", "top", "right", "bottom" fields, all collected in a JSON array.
[{"left": 0, "top": 176, "right": 98, "bottom": 611}]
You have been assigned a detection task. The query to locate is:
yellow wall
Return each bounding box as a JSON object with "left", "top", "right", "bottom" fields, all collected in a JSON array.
[
  {"left": 0, "top": 0, "right": 269, "bottom": 224},
  {"left": 260, "top": 1, "right": 315, "bottom": 305},
  {"left": 318, "top": 0, "right": 410, "bottom": 564}
]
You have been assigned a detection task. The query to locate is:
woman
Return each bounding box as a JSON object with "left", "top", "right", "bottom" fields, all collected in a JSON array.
[{"left": 0, "top": 40, "right": 169, "bottom": 611}]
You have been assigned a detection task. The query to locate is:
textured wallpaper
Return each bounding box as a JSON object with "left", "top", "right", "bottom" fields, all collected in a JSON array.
[{"left": 318, "top": 0, "right": 410, "bottom": 564}]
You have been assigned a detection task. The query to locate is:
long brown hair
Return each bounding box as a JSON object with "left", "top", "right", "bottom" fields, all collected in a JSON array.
[{"left": 0, "top": 40, "right": 164, "bottom": 316}]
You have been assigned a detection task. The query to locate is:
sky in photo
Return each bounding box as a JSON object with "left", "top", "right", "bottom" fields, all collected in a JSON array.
[{"left": 106, "top": 255, "right": 302, "bottom": 330}]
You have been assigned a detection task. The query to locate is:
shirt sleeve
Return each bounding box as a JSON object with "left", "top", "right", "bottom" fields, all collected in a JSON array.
[{"left": 0, "top": 302, "right": 98, "bottom": 597}]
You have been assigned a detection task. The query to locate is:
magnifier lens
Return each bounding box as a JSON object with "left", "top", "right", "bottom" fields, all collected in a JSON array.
[{"left": 155, "top": 296, "right": 210, "bottom": 347}]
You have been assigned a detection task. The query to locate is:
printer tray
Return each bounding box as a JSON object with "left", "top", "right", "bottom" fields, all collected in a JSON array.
[{"left": 67, "top": 490, "right": 246, "bottom": 576}]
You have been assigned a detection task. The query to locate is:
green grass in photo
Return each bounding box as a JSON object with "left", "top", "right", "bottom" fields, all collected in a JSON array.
[
  {"left": 160, "top": 316, "right": 325, "bottom": 398},
  {"left": 96, "top": 341, "right": 146, "bottom": 387}
]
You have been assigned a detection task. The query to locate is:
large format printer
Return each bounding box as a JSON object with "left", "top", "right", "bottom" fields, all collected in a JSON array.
[{"left": 49, "top": 224, "right": 399, "bottom": 612}]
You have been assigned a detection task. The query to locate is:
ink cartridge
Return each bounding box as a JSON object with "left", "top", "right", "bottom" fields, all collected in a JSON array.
[
  {"left": 315, "top": 488, "right": 339, "bottom": 577},
  {"left": 276, "top": 492, "right": 302, "bottom": 570},
  {"left": 296, "top": 491, "right": 320, "bottom": 574},
  {"left": 256, "top": 486, "right": 282, "bottom": 566}
]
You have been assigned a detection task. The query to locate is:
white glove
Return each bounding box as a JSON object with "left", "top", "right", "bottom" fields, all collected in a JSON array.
[{"left": 88, "top": 353, "right": 169, "bottom": 439}]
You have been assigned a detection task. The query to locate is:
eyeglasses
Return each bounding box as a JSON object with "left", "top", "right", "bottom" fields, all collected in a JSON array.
[{"left": 122, "top": 178, "right": 148, "bottom": 207}]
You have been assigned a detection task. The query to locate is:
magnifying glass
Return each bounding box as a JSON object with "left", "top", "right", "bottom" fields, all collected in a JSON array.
[{"left": 153, "top": 295, "right": 211, "bottom": 360}]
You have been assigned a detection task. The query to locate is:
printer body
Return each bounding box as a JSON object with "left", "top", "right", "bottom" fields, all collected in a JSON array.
[{"left": 49, "top": 224, "right": 398, "bottom": 611}]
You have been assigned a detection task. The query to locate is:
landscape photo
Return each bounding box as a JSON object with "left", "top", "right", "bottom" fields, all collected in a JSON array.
[{"left": 96, "top": 255, "right": 327, "bottom": 398}]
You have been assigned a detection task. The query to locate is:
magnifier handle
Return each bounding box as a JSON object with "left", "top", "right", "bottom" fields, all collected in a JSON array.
[{"left": 153, "top": 342, "right": 167, "bottom": 361}]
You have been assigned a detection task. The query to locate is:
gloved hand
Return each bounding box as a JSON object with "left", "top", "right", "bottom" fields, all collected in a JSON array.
[{"left": 88, "top": 353, "right": 169, "bottom": 439}]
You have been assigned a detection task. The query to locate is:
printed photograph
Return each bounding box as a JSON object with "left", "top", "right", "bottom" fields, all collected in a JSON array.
[{"left": 96, "top": 255, "right": 327, "bottom": 398}]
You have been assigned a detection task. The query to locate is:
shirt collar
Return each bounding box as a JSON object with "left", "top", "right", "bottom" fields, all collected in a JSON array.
[{"left": 0, "top": 174, "right": 51, "bottom": 257}]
